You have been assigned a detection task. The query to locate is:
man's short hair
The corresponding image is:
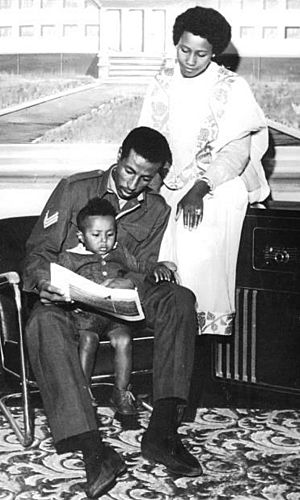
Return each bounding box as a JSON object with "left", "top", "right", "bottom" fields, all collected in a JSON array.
[
  {"left": 120, "top": 126, "right": 172, "bottom": 166},
  {"left": 76, "top": 198, "right": 116, "bottom": 231}
]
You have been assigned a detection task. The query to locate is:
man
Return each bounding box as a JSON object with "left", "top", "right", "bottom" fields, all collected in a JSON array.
[{"left": 23, "top": 126, "right": 201, "bottom": 499}]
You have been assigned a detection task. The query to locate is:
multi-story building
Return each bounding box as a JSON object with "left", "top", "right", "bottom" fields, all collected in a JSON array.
[{"left": 0, "top": 0, "right": 299, "bottom": 80}]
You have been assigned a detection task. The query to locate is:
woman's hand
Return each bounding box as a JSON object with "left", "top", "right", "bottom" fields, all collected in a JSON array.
[{"left": 176, "top": 180, "right": 210, "bottom": 230}]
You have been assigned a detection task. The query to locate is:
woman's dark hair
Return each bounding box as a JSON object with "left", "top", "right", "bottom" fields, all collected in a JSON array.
[
  {"left": 120, "top": 126, "right": 172, "bottom": 167},
  {"left": 173, "top": 6, "right": 231, "bottom": 55},
  {"left": 77, "top": 198, "right": 116, "bottom": 231}
]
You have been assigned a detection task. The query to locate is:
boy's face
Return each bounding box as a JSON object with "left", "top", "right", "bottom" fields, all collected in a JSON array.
[{"left": 79, "top": 215, "right": 116, "bottom": 255}]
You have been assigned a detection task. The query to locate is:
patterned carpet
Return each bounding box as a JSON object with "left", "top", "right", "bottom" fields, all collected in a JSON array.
[{"left": 0, "top": 406, "right": 299, "bottom": 499}]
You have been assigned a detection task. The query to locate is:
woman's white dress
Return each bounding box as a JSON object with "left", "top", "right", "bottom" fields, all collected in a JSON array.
[{"left": 139, "top": 61, "right": 269, "bottom": 335}]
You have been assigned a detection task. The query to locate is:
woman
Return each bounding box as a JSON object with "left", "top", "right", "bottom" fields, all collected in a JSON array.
[{"left": 139, "top": 6, "right": 270, "bottom": 335}]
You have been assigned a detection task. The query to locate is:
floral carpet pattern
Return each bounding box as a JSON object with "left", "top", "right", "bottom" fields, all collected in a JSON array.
[{"left": 0, "top": 407, "right": 299, "bottom": 499}]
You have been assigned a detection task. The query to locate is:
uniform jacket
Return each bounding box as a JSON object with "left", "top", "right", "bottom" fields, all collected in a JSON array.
[{"left": 23, "top": 166, "right": 171, "bottom": 292}]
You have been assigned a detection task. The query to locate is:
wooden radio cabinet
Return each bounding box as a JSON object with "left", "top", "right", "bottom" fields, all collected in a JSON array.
[{"left": 212, "top": 202, "right": 300, "bottom": 405}]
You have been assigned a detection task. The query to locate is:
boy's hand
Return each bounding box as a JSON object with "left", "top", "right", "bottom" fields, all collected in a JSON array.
[
  {"left": 151, "top": 261, "right": 178, "bottom": 284},
  {"left": 101, "top": 277, "right": 135, "bottom": 289}
]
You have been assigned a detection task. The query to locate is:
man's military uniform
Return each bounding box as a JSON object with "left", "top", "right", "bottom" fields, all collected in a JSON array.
[{"left": 23, "top": 166, "right": 197, "bottom": 451}]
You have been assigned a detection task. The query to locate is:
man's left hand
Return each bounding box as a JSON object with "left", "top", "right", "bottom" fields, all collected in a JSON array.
[{"left": 151, "top": 261, "right": 178, "bottom": 283}]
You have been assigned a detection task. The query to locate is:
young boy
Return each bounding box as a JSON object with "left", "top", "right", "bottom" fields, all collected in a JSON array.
[{"left": 58, "top": 197, "right": 176, "bottom": 415}]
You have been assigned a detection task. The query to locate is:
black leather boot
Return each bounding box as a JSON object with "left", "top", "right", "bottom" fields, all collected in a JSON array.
[
  {"left": 85, "top": 444, "right": 127, "bottom": 498},
  {"left": 78, "top": 430, "right": 127, "bottom": 498},
  {"left": 141, "top": 398, "right": 202, "bottom": 477}
]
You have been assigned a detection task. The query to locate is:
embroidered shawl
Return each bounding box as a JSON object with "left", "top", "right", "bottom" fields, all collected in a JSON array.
[{"left": 139, "top": 62, "right": 270, "bottom": 203}]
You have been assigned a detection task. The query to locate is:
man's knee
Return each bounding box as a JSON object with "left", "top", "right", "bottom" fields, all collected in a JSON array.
[
  {"left": 163, "top": 282, "right": 196, "bottom": 314},
  {"left": 173, "top": 283, "right": 196, "bottom": 305},
  {"left": 25, "top": 303, "right": 75, "bottom": 344}
]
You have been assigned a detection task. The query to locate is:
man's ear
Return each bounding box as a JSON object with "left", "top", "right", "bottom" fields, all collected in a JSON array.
[
  {"left": 117, "top": 147, "right": 122, "bottom": 162},
  {"left": 159, "top": 161, "right": 171, "bottom": 180},
  {"left": 148, "top": 173, "right": 163, "bottom": 192},
  {"left": 77, "top": 230, "right": 84, "bottom": 244}
]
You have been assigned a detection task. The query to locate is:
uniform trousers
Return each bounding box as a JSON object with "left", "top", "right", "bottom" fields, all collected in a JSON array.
[{"left": 25, "top": 282, "right": 197, "bottom": 449}]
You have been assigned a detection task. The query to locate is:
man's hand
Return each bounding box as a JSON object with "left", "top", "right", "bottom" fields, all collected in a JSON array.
[
  {"left": 101, "top": 277, "right": 135, "bottom": 289},
  {"left": 37, "top": 279, "right": 71, "bottom": 305},
  {"left": 176, "top": 180, "right": 210, "bottom": 230},
  {"left": 151, "top": 261, "right": 178, "bottom": 283}
]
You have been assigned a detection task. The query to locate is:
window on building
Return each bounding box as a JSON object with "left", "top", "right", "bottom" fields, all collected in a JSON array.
[
  {"left": 220, "top": 0, "right": 242, "bottom": 9},
  {"left": 0, "top": 26, "right": 12, "bottom": 36},
  {"left": 85, "top": 24, "right": 99, "bottom": 38},
  {"left": 84, "top": 0, "right": 97, "bottom": 8},
  {"left": 0, "top": 0, "right": 12, "bottom": 8},
  {"left": 63, "top": 24, "right": 79, "bottom": 37},
  {"left": 123, "top": 9, "right": 144, "bottom": 52},
  {"left": 19, "top": 0, "right": 34, "bottom": 7},
  {"left": 41, "top": 25, "right": 56, "bottom": 37},
  {"left": 240, "top": 26, "right": 256, "bottom": 38},
  {"left": 41, "top": 0, "right": 60, "bottom": 7},
  {"left": 263, "top": 26, "right": 278, "bottom": 38},
  {"left": 285, "top": 26, "right": 300, "bottom": 37},
  {"left": 241, "top": 0, "right": 262, "bottom": 8},
  {"left": 286, "top": 0, "right": 300, "bottom": 8},
  {"left": 147, "top": 9, "right": 166, "bottom": 52},
  {"left": 64, "top": 0, "right": 79, "bottom": 7},
  {"left": 19, "top": 25, "right": 34, "bottom": 36},
  {"left": 104, "top": 9, "right": 121, "bottom": 51},
  {"left": 263, "top": 0, "right": 280, "bottom": 7},
  {"left": 199, "top": 0, "right": 219, "bottom": 7}
]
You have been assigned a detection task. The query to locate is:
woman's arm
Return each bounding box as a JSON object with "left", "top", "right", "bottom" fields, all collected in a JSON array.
[
  {"left": 177, "top": 135, "right": 251, "bottom": 229},
  {"left": 202, "top": 134, "right": 251, "bottom": 189}
]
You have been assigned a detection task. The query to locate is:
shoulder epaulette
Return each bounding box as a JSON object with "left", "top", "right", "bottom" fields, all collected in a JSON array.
[{"left": 67, "top": 169, "right": 105, "bottom": 184}]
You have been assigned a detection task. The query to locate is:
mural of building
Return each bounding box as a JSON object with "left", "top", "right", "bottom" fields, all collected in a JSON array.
[{"left": 0, "top": 0, "right": 299, "bottom": 79}]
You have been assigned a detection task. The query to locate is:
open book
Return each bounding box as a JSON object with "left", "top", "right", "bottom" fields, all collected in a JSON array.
[{"left": 50, "top": 263, "right": 145, "bottom": 322}]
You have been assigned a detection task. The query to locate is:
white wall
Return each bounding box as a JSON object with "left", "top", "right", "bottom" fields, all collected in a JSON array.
[{"left": 0, "top": 143, "right": 118, "bottom": 218}]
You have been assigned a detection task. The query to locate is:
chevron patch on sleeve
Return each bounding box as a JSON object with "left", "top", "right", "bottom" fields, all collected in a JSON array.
[{"left": 43, "top": 210, "right": 59, "bottom": 229}]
